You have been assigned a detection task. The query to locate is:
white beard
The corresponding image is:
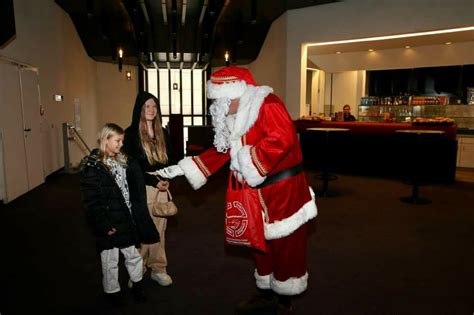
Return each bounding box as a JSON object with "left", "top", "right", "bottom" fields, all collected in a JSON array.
[
  {"left": 208, "top": 85, "right": 273, "bottom": 153},
  {"left": 209, "top": 98, "right": 231, "bottom": 153}
]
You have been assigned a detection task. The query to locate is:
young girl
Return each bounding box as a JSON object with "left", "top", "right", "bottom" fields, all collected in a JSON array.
[
  {"left": 81, "top": 123, "right": 159, "bottom": 304},
  {"left": 123, "top": 92, "right": 174, "bottom": 286}
]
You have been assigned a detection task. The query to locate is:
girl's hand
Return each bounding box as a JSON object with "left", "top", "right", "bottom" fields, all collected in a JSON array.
[
  {"left": 157, "top": 180, "right": 169, "bottom": 191},
  {"left": 107, "top": 227, "right": 117, "bottom": 236}
]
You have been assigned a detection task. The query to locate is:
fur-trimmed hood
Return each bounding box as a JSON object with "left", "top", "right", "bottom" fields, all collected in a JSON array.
[{"left": 130, "top": 91, "right": 161, "bottom": 130}]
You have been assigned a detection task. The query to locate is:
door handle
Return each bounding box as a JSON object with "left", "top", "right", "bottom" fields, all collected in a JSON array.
[{"left": 24, "top": 128, "right": 31, "bottom": 132}]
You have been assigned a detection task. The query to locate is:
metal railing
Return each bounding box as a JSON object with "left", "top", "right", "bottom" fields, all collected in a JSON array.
[{"left": 62, "top": 123, "right": 91, "bottom": 173}]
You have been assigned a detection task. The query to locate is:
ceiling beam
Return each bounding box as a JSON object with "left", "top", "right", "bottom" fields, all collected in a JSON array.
[
  {"left": 171, "top": 0, "right": 178, "bottom": 57},
  {"left": 139, "top": 0, "right": 150, "bottom": 24},
  {"left": 162, "top": 0, "right": 168, "bottom": 25},
  {"left": 209, "top": 0, "right": 230, "bottom": 63},
  {"left": 198, "top": 0, "right": 208, "bottom": 26},
  {"left": 181, "top": 0, "right": 187, "bottom": 25}
]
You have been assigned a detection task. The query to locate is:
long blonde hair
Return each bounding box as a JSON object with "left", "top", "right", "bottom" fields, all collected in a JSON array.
[
  {"left": 98, "top": 123, "right": 127, "bottom": 166},
  {"left": 139, "top": 106, "right": 168, "bottom": 165}
]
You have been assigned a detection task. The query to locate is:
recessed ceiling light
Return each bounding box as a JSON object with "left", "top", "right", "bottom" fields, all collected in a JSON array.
[
  {"left": 368, "top": 49, "right": 374, "bottom": 52},
  {"left": 405, "top": 45, "right": 411, "bottom": 49},
  {"left": 336, "top": 51, "right": 341, "bottom": 54},
  {"left": 445, "top": 41, "right": 452, "bottom": 45}
]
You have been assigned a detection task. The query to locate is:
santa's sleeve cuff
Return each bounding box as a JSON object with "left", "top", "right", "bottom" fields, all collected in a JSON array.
[
  {"left": 237, "top": 145, "right": 266, "bottom": 187},
  {"left": 178, "top": 157, "right": 207, "bottom": 190}
]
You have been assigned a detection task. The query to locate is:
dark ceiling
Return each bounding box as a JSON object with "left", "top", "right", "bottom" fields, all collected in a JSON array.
[{"left": 55, "top": 0, "right": 338, "bottom": 69}]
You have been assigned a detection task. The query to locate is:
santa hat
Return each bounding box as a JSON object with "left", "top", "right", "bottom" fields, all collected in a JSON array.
[{"left": 207, "top": 66, "right": 258, "bottom": 100}]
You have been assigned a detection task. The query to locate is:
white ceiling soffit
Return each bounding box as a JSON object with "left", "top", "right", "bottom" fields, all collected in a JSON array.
[{"left": 307, "top": 28, "right": 474, "bottom": 56}]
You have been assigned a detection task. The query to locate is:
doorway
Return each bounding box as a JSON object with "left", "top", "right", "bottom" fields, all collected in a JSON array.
[{"left": 0, "top": 59, "right": 44, "bottom": 203}]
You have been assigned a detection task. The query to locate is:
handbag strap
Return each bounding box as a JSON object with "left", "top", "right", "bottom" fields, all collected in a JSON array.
[
  {"left": 229, "top": 171, "right": 248, "bottom": 191},
  {"left": 165, "top": 189, "right": 173, "bottom": 201},
  {"left": 154, "top": 187, "right": 173, "bottom": 202}
]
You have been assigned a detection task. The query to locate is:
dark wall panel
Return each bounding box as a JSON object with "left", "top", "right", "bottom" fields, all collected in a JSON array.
[
  {"left": 0, "top": 0, "right": 16, "bottom": 48},
  {"left": 367, "top": 65, "right": 474, "bottom": 103}
]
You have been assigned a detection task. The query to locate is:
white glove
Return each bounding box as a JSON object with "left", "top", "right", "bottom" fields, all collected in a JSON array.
[{"left": 156, "top": 165, "right": 184, "bottom": 179}]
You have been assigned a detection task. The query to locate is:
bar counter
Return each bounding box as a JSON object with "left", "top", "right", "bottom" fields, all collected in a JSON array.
[
  {"left": 294, "top": 120, "right": 457, "bottom": 139},
  {"left": 295, "top": 120, "right": 457, "bottom": 183}
]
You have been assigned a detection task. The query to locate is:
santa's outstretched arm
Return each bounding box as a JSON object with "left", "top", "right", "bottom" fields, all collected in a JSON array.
[{"left": 157, "top": 147, "right": 230, "bottom": 190}]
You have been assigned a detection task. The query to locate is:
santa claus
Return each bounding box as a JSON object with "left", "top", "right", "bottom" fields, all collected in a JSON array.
[{"left": 157, "top": 66, "right": 317, "bottom": 313}]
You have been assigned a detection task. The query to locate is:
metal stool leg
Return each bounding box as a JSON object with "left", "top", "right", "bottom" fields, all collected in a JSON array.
[
  {"left": 400, "top": 132, "right": 431, "bottom": 205},
  {"left": 316, "top": 131, "right": 338, "bottom": 197}
]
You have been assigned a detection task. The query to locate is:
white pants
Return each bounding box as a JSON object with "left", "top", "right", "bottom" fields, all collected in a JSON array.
[{"left": 100, "top": 245, "right": 143, "bottom": 293}]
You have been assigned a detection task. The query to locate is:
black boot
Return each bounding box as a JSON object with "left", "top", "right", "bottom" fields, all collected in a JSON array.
[
  {"left": 235, "top": 289, "right": 277, "bottom": 315},
  {"left": 104, "top": 291, "right": 126, "bottom": 307},
  {"left": 130, "top": 280, "right": 147, "bottom": 303},
  {"left": 276, "top": 294, "right": 293, "bottom": 315}
]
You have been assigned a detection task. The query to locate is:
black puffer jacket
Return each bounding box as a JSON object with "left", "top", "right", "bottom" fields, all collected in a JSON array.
[
  {"left": 123, "top": 91, "right": 174, "bottom": 188},
  {"left": 80, "top": 149, "right": 159, "bottom": 251}
]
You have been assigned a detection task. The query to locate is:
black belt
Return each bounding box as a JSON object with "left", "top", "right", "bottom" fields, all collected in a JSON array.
[{"left": 256, "top": 163, "right": 304, "bottom": 189}]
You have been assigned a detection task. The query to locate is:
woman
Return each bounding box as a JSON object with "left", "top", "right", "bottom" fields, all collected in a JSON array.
[{"left": 123, "top": 92, "right": 174, "bottom": 286}]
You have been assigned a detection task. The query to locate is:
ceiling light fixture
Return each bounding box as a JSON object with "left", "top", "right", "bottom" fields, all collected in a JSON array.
[
  {"left": 251, "top": 0, "right": 257, "bottom": 24},
  {"left": 225, "top": 51, "right": 230, "bottom": 66},
  {"left": 336, "top": 51, "right": 341, "bottom": 54},
  {"left": 405, "top": 45, "right": 411, "bottom": 49},
  {"left": 118, "top": 47, "right": 123, "bottom": 72},
  {"left": 368, "top": 49, "right": 374, "bottom": 52},
  {"left": 306, "top": 26, "right": 474, "bottom": 47},
  {"left": 445, "top": 41, "right": 452, "bottom": 45}
]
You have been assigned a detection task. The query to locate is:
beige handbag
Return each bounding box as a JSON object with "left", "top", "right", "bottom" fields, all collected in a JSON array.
[{"left": 152, "top": 189, "right": 178, "bottom": 217}]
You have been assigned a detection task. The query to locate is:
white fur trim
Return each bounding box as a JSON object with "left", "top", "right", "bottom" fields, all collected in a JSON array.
[
  {"left": 232, "top": 85, "right": 273, "bottom": 138},
  {"left": 264, "top": 187, "right": 317, "bottom": 240},
  {"left": 237, "top": 145, "right": 266, "bottom": 187},
  {"left": 229, "top": 139, "right": 243, "bottom": 172},
  {"left": 178, "top": 157, "right": 207, "bottom": 190},
  {"left": 270, "top": 272, "right": 308, "bottom": 295},
  {"left": 207, "top": 80, "right": 247, "bottom": 100},
  {"left": 254, "top": 269, "right": 271, "bottom": 290}
]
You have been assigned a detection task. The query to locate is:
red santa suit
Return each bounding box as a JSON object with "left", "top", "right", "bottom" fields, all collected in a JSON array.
[{"left": 177, "top": 66, "right": 317, "bottom": 296}]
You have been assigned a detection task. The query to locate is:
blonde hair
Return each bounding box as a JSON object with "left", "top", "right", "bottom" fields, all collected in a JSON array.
[
  {"left": 139, "top": 104, "right": 168, "bottom": 165},
  {"left": 97, "top": 123, "right": 127, "bottom": 166}
]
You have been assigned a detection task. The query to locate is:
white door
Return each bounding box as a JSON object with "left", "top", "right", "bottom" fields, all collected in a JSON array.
[
  {"left": 0, "top": 62, "right": 44, "bottom": 203},
  {"left": 0, "top": 129, "right": 5, "bottom": 201},
  {"left": 19, "top": 68, "right": 44, "bottom": 190},
  {"left": 0, "top": 63, "right": 29, "bottom": 202}
]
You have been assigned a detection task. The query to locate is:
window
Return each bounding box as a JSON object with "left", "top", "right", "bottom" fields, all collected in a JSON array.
[{"left": 145, "top": 68, "right": 206, "bottom": 153}]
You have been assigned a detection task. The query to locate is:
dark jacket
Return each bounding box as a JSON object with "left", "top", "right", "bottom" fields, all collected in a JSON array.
[
  {"left": 80, "top": 149, "right": 159, "bottom": 251},
  {"left": 123, "top": 91, "right": 174, "bottom": 188},
  {"left": 344, "top": 114, "right": 356, "bottom": 121}
]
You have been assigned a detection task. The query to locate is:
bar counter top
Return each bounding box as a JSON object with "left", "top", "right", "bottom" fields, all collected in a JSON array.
[
  {"left": 294, "top": 120, "right": 457, "bottom": 139},
  {"left": 296, "top": 120, "right": 457, "bottom": 183}
]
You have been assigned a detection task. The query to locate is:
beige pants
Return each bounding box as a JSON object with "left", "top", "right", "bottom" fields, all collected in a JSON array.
[{"left": 141, "top": 185, "right": 168, "bottom": 274}]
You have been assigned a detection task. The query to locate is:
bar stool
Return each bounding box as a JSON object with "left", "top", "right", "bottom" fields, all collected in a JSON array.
[
  {"left": 395, "top": 129, "right": 445, "bottom": 205},
  {"left": 307, "top": 127, "right": 350, "bottom": 197}
]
